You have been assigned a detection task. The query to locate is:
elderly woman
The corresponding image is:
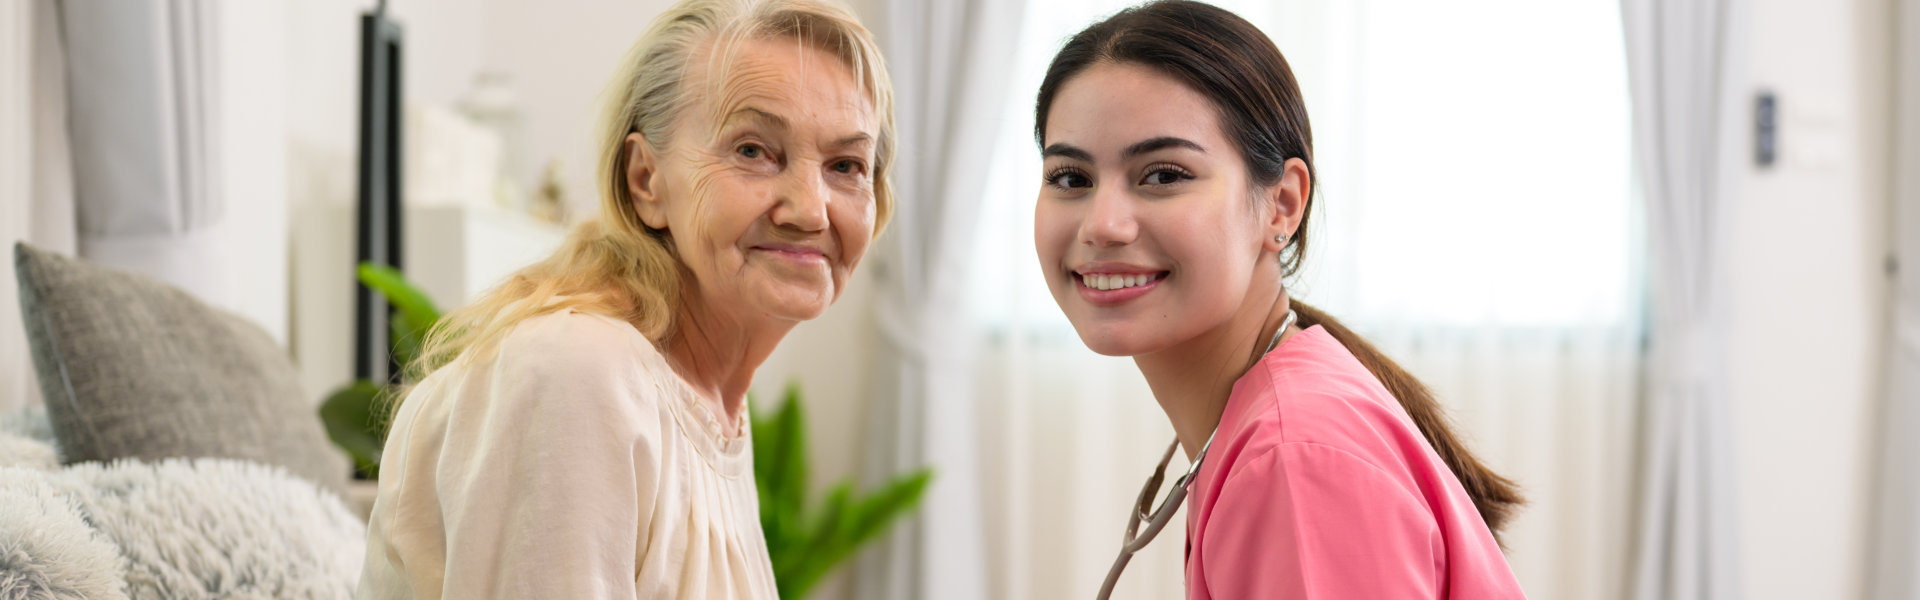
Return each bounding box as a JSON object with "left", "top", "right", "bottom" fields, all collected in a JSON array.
[{"left": 354, "top": 1, "right": 894, "bottom": 598}]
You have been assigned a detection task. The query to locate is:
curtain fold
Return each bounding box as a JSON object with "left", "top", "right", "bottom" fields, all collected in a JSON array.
[
  {"left": 1868, "top": 0, "right": 1920, "bottom": 597},
  {"left": 1619, "top": 0, "right": 1746, "bottom": 597},
  {"left": 57, "top": 0, "right": 226, "bottom": 303},
  {"left": 5, "top": 0, "right": 226, "bottom": 412},
  {"left": 2, "top": 0, "right": 81, "bottom": 413},
  {"left": 2, "top": 0, "right": 35, "bottom": 414},
  {"left": 853, "top": 1, "right": 1028, "bottom": 599}
]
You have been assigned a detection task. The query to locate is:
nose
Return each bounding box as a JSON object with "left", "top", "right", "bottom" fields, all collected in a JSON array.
[
  {"left": 773, "top": 162, "right": 831, "bottom": 233},
  {"left": 1079, "top": 183, "right": 1136, "bottom": 247}
]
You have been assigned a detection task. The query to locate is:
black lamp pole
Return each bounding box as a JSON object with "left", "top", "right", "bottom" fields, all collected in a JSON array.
[{"left": 354, "top": 1, "right": 404, "bottom": 385}]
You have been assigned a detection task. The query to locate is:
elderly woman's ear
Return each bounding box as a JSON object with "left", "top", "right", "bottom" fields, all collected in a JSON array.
[{"left": 624, "top": 131, "right": 670, "bottom": 230}]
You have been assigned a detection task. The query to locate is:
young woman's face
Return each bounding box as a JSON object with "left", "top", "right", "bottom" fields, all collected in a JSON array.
[
  {"left": 1035, "top": 62, "right": 1273, "bottom": 357},
  {"left": 629, "top": 38, "right": 879, "bottom": 326}
]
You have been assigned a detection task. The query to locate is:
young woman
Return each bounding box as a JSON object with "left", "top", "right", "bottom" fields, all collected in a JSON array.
[
  {"left": 355, "top": 1, "right": 894, "bottom": 598},
  {"left": 1032, "top": 2, "right": 1526, "bottom": 597}
]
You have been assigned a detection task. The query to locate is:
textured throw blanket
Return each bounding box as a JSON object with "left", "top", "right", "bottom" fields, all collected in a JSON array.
[{"left": 0, "top": 410, "right": 365, "bottom": 600}]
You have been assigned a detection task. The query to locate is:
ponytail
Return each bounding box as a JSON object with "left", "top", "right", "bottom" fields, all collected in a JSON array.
[{"left": 1292, "top": 301, "right": 1525, "bottom": 539}]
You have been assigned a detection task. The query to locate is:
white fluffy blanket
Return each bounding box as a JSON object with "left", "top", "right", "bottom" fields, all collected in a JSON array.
[
  {"left": 0, "top": 422, "right": 366, "bottom": 600},
  {"left": 0, "top": 468, "right": 124, "bottom": 600}
]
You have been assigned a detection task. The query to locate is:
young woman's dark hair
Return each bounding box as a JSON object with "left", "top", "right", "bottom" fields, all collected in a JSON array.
[{"left": 1034, "top": 0, "right": 1524, "bottom": 536}]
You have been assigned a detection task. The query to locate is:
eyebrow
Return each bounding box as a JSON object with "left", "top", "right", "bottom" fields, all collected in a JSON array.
[
  {"left": 828, "top": 132, "right": 874, "bottom": 149},
  {"left": 1123, "top": 136, "right": 1206, "bottom": 158},
  {"left": 725, "top": 106, "right": 872, "bottom": 149},
  {"left": 1041, "top": 143, "right": 1093, "bottom": 162},
  {"left": 723, "top": 106, "right": 789, "bottom": 132},
  {"left": 1041, "top": 137, "right": 1207, "bottom": 163}
]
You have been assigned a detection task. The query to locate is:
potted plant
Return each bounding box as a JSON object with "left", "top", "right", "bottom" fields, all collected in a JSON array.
[{"left": 753, "top": 383, "right": 933, "bottom": 599}]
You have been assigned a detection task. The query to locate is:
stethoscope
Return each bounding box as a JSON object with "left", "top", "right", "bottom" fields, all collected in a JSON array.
[{"left": 1095, "top": 308, "right": 1297, "bottom": 599}]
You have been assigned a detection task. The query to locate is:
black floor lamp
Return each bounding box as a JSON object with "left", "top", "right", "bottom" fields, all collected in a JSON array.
[{"left": 354, "top": 1, "right": 403, "bottom": 385}]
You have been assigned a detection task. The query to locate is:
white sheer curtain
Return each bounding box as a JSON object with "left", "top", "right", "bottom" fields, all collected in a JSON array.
[
  {"left": 853, "top": 2, "right": 1027, "bottom": 599},
  {"left": 2, "top": 0, "right": 80, "bottom": 414},
  {"left": 1868, "top": 0, "right": 1920, "bottom": 597},
  {"left": 59, "top": 0, "right": 228, "bottom": 302},
  {"left": 2, "top": 0, "right": 36, "bottom": 415},
  {"left": 964, "top": 1, "right": 1642, "bottom": 598},
  {"left": 1619, "top": 0, "right": 1745, "bottom": 598},
  {"left": 4, "top": 0, "right": 232, "bottom": 413}
]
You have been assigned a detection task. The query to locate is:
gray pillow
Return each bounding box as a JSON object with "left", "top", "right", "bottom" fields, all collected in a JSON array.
[{"left": 13, "top": 243, "right": 349, "bottom": 494}]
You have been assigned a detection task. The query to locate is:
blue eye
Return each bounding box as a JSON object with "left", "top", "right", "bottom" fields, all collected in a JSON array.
[{"left": 738, "top": 144, "right": 766, "bottom": 159}]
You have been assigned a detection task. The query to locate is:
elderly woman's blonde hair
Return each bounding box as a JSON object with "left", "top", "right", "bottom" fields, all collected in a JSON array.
[{"left": 406, "top": 0, "right": 895, "bottom": 387}]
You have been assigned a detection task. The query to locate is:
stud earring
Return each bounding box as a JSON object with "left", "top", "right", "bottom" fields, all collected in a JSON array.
[{"left": 1275, "top": 234, "right": 1287, "bottom": 245}]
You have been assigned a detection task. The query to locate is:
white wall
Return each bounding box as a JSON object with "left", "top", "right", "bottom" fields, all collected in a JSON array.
[
  {"left": 218, "top": 1, "right": 292, "bottom": 344},
  {"left": 1729, "top": 0, "right": 1893, "bottom": 598},
  {"left": 0, "top": 0, "right": 32, "bottom": 414},
  {"left": 478, "top": 0, "right": 674, "bottom": 219}
]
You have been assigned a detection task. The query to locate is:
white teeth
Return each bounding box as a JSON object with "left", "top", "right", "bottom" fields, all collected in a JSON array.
[{"left": 1083, "top": 272, "right": 1157, "bottom": 291}]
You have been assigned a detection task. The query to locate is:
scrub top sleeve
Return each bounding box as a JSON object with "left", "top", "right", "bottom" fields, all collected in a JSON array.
[{"left": 1202, "top": 442, "right": 1444, "bottom": 599}]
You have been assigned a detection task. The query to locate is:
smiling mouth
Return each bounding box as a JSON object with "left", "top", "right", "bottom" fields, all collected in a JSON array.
[
  {"left": 753, "top": 244, "right": 828, "bottom": 262},
  {"left": 1074, "top": 271, "right": 1168, "bottom": 291}
]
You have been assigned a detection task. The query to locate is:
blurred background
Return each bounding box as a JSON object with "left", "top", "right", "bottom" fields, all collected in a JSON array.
[{"left": 0, "top": 0, "right": 1912, "bottom": 599}]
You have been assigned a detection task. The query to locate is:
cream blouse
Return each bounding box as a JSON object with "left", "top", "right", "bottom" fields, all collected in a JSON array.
[{"left": 355, "top": 308, "right": 776, "bottom": 599}]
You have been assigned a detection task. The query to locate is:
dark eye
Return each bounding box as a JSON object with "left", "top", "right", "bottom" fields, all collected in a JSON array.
[
  {"left": 1140, "top": 167, "right": 1192, "bottom": 186},
  {"left": 1046, "top": 168, "right": 1092, "bottom": 190},
  {"left": 831, "top": 159, "right": 867, "bottom": 175}
]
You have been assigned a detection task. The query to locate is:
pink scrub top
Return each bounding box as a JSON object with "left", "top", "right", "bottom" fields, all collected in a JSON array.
[{"left": 1184, "top": 325, "right": 1525, "bottom": 599}]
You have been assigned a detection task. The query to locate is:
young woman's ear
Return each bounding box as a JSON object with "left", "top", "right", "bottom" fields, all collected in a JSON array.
[
  {"left": 625, "top": 132, "right": 669, "bottom": 230},
  {"left": 1262, "top": 158, "right": 1312, "bottom": 253}
]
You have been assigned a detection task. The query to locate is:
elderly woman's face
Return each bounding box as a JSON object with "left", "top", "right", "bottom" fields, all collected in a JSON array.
[{"left": 628, "top": 38, "right": 879, "bottom": 326}]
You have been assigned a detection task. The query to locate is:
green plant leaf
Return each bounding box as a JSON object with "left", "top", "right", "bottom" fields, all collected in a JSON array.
[
  {"left": 752, "top": 391, "right": 776, "bottom": 496},
  {"left": 776, "top": 482, "right": 853, "bottom": 599},
  {"left": 773, "top": 383, "right": 810, "bottom": 518},
  {"left": 845, "top": 468, "right": 934, "bottom": 550},
  {"left": 319, "top": 379, "right": 386, "bottom": 479},
  {"left": 357, "top": 262, "right": 441, "bottom": 337},
  {"left": 389, "top": 311, "right": 424, "bottom": 371},
  {"left": 752, "top": 393, "right": 791, "bottom": 557},
  {"left": 765, "top": 391, "right": 810, "bottom": 560},
  {"left": 753, "top": 382, "right": 937, "bottom": 600}
]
